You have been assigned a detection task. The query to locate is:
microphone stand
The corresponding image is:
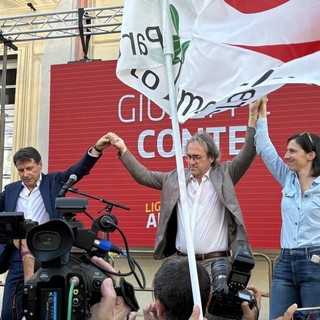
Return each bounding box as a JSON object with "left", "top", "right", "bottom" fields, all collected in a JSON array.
[
  {"left": 67, "top": 187, "right": 130, "bottom": 211},
  {"left": 67, "top": 187, "right": 130, "bottom": 240}
]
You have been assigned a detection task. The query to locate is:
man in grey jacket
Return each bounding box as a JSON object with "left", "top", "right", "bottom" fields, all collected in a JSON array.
[{"left": 106, "top": 100, "right": 261, "bottom": 268}]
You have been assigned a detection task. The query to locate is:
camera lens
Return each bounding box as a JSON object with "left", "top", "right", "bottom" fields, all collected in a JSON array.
[
  {"left": 33, "top": 231, "right": 61, "bottom": 250},
  {"left": 211, "top": 257, "right": 231, "bottom": 294}
]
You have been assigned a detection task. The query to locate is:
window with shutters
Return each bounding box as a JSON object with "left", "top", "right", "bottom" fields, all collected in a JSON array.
[{"left": 0, "top": 54, "right": 17, "bottom": 188}]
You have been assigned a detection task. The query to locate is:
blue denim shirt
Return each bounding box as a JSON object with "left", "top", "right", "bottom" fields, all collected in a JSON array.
[{"left": 255, "top": 118, "right": 320, "bottom": 249}]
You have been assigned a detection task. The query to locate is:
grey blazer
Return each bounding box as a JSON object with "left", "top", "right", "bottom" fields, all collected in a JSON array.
[{"left": 119, "top": 127, "right": 256, "bottom": 259}]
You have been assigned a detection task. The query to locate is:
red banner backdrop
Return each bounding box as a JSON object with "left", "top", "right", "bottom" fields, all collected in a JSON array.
[{"left": 49, "top": 60, "right": 320, "bottom": 250}]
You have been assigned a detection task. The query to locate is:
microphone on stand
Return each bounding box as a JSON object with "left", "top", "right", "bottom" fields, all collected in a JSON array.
[{"left": 58, "top": 174, "right": 78, "bottom": 197}]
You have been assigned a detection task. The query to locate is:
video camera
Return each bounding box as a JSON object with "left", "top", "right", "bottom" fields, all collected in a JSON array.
[
  {"left": 208, "top": 240, "right": 256, "bottom": 320},
  {"left": 23, "top": 197, "right": 143, "bottom": 320},
  {"left": 0, "top": 212, "right": 39, "bottom": 274},
  {"left": 0, "top": 212, "right": 38, "bottom": 244}
]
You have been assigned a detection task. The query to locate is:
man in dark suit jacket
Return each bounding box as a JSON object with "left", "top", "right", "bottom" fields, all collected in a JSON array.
[
  {"left": 105, "top": 99, "right": 262, "bottom": 268},
  {"left": 0, "top": 134, "right": 109, "bottom": 320}
]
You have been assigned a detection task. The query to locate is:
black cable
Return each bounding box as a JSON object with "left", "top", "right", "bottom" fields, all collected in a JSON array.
[{"left": 93, "top": 219, "right": 146, "bottom": 289}]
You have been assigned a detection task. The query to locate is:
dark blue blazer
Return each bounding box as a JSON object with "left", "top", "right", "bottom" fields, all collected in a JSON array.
[
  {"left": 0, "top": 149, "right": 102, "bottom": 319},
  {"left": 0, "top": 149, "right": 101, "bottom": 218}
]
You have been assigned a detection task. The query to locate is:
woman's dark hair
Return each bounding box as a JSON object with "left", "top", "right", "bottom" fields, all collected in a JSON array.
[
  {"left": 288, "top": 132, "right": 320, "bottom": 177},
  {"left": 13, "top": 147, "right": 41, "bottom": 166},
  {"left": 186, "top": 132, "right": 220, "bottom": 166}
]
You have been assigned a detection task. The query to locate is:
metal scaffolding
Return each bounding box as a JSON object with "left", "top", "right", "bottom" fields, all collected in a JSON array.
[
  {"left": 0, "top": 5, "right": 123, "bottom": 190},
  {"left": 0, "top": 6, "right": 123, "bottom": 42}
]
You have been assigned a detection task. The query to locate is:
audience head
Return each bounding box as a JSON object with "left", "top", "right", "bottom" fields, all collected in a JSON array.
[{"left": 153, "top": 257, "right": 211, "bottom": 320}]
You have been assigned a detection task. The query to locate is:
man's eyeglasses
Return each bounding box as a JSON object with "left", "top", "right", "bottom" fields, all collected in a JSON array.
[
  {"left": 184, "top": 154, "right": 207, "bottom": 162},
  {"left": 299, "top": 132, "right": 315, "bottom": 150}
]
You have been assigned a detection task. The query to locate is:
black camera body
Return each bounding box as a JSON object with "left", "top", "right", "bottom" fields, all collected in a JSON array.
[
  {"left": 208, "top": 240, "right": 255, "bottom": 320},
  {"left": 23, "top": 198, "right": 139, "bottom": 320},
  {"left": 24, "top": 256, "right": 107, "bottom": 319},
  {"left": 0, "top": 212, "right": 38, "bottom": 244}
]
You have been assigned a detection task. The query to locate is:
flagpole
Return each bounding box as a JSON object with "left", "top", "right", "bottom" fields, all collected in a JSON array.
[{"left": 162, "top": 1, "right": 203, "bottom": 317}]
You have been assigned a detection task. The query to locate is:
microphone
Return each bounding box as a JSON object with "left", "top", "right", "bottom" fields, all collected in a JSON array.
[
  {"left": 94, "top": 239, "right": 124, "bottom": 255},
  {"left": 58, "top": 174, "right": 78, "bottom": 197}
]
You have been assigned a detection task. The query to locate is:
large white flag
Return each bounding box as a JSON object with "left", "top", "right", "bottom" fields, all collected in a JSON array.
[{"left": 117, "top": 0, "right": 320, "bottom": 123}]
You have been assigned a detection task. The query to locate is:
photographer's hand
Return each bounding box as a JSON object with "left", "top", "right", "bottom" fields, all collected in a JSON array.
[
  {"left": 189, "top": 305, "right": 206, "bottom": 320},
  {"left": 143, "top": 303, "right": 205, "bottom": 320},
  {"left": 241, "top": 285, "right": 261, "bottom": 320},
  {"left": 143, "top": 302, "right": 160, "bottom": 320},
  {"left": 275, "top": 304, "right": 298, "bottom": 320},
  {"left": 90, "top": 277, "right": 130, "bottom": 320},
  {"left": 90, "top": 256, "right": 131, "bottom": 320}
]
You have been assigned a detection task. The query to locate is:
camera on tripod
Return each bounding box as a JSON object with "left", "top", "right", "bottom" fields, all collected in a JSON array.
[
  {"left": 23, "top": 197, "right": 142, "bottom": 320},
  {"left": 208, "top": 240, "right": 256, "bottom": 320}
]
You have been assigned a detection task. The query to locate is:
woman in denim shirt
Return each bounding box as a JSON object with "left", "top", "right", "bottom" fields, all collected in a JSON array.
[{"left": 254, "top": 97, "right": 320, "bottom": 319}]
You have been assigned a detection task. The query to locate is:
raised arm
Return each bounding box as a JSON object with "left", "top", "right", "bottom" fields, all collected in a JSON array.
[
  {"left": 105, "top": 132, "right": 166, "bottom": 190},
  {"left": 227, "top": 98, "right": 265, "bottom": 183},
  {"left": 254, "top": 97, "right": 289, "bottom": 186},
  {"left": 248, "top": 97, "right": 263, "bottom": 128}
]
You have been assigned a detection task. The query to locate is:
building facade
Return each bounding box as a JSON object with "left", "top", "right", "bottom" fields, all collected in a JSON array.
[{"left": 0, "top": 1, "right": 277, "bottom": 319}]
